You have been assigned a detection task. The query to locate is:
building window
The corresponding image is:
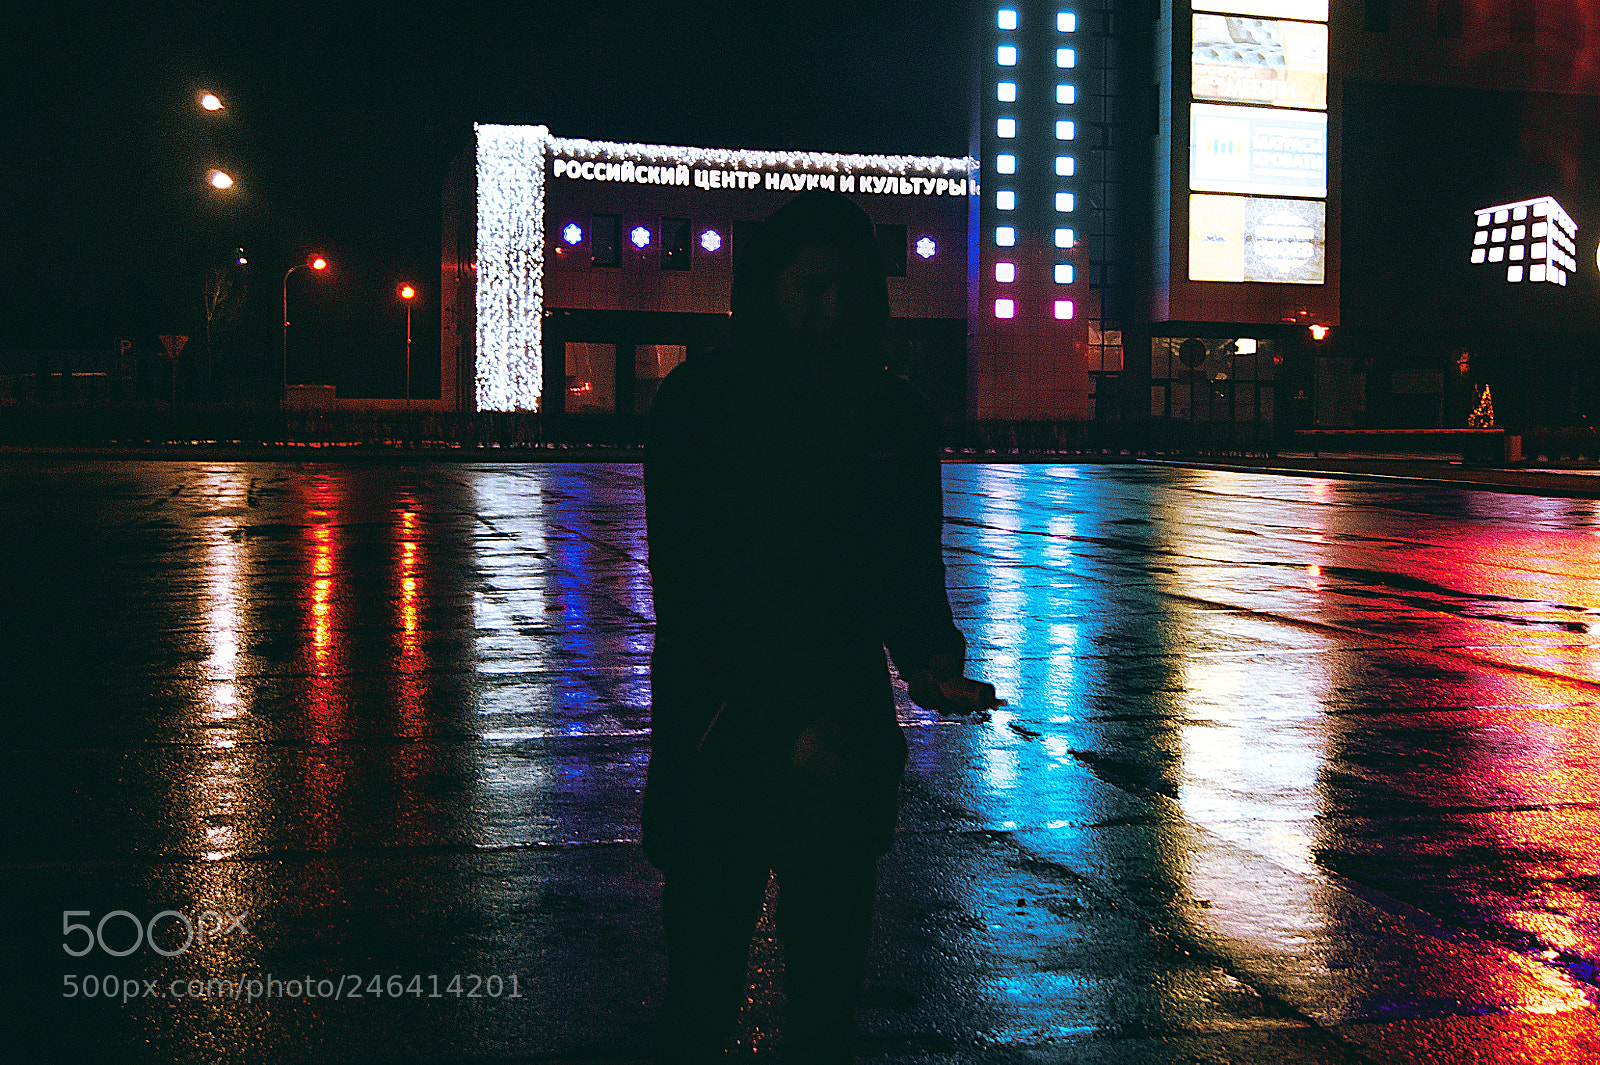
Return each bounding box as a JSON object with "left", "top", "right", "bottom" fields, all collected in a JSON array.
[
  {"left": 565, "top": 343, "right": 615, "bottom": 413},
  {"left": 634, "top": 344, "right": 686, "bottom": 415},
  {"left": 661, "top": 217, "right": 690, "bottom": 270},
  {"left": 591, "top": 214, "right": 619, "bottom": 268},
  {"left": 996, "top": 154, "right": 1017, "bottom": 174},
  {"left": 733, "top": 220, "right": 763, "bottom": 277},
  {"left": 876, "top": 224, "right": 908, "bottom": 277}
]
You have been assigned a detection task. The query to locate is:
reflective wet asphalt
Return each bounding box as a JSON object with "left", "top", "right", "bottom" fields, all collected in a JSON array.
[{"left": 2, "top": 459, "right": 1599, "bottom": 1063}]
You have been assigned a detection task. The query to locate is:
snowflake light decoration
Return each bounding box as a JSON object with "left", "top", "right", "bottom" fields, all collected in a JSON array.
[
  {"left": 630, "top": 226, "right": 652, "bottom": 249},
  {"left": 700, "top": 229, "right": 722, "bottom": 253},
  {"left": 915, "top": 236, "right": 936, "bottom": 259},
  {"left": 561, "top": 222, "right": 583, "bottom": 245}
]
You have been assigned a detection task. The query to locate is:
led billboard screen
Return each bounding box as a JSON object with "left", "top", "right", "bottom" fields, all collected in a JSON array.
[
  {"left": 1189, "top": 194, "right": 1325, "bottom": 284},
  {"left": 1191, "top": 103, "right": 1326, "bottom": 197},
  {"left": 1192, "top": 15, "right": 1327, "bottom": 110},
  {"left": 1192, "top": 1, "right": 1327, "bottom": 19}
]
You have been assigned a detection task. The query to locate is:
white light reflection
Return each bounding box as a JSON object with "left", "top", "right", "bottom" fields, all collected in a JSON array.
[
  {"left": 165, "top": 469, "right": 267, "bottom": 1018},
  {"left": 203, "top": 514, "right": 245, "bottom": 725}
]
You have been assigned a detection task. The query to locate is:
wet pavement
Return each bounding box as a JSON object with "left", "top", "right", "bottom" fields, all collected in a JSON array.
[{"left": 3, "top": 459, "right": 1599, "bottom": 1063}]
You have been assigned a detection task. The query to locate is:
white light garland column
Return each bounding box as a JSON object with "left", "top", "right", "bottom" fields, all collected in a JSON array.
[{"left": 475, "top": 124, "right": 548, "bottom": 412}]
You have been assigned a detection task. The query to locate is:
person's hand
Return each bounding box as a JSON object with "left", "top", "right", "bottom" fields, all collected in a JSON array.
[{"left": 907, "top": 670, "right": 1006, "bottom": 716}]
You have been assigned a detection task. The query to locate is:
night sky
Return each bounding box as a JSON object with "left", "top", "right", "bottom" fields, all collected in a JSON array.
[{"left": 1, "top": 1, "right": 975, "bottom": 396}]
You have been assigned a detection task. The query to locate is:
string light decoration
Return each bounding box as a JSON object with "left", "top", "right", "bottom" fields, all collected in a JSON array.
[
  {"left": 547, "top": 136, "right": 976, "bottom": 179},
  {"left": 475, "top": 124, "right": 547, "bottom": 412}
]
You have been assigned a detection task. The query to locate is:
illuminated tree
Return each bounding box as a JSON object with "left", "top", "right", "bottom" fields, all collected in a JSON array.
[{"left": 1468, "top": 385, "right": 1495, "bottom": 429}]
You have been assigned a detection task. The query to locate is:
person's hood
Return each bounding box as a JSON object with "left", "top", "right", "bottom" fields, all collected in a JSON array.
[{"left": 730, "top": 189, "right": 891, "bottom": 374}]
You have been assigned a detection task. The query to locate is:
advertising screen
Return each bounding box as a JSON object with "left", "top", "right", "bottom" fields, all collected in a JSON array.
[
  {"left": 1192, "top": 0, "right": 1327, "bottom": 19},
  {"left": 1191, "top": 103, "right": 1326, "bottom": 197},
  {"left": 1189, "top": 194, "right": 1325, "bottom": 284},
  {"left": 1192, "top": 15, "right": 1327, "bottom": 110}
]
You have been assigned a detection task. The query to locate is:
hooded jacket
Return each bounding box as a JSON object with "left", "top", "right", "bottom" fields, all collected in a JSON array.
[{"left": 642, "top": 190, "right": 966, "bottom": 869}]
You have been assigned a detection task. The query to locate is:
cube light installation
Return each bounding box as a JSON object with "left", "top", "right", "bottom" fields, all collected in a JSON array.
[{"left": 1471, "top": 197, "right": 1578, "bottom": 286}]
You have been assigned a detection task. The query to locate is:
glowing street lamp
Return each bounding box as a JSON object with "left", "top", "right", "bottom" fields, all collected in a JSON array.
[
  {"left": 398, "top": 282, "right": 417, "bottom": 404},
  {"left": 207, "top": 169, "right": 235, "bottom": 190},
  {"left": 281, "top": 254, "right": 330, "bottom": 405},
  {"left": 200, "top": 92, "right": 224, "bottom": 112}
]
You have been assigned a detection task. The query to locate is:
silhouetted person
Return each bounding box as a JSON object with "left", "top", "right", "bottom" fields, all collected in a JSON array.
[{"left": 644, "top": 189, "right": 999, "bottom": 1063}]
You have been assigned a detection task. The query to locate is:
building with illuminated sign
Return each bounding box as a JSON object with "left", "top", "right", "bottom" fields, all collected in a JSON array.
[{"left": 442, "top": 128, "right": 973, "bottom": 419}]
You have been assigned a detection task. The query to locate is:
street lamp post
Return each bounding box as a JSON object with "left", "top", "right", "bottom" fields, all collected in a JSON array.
[
  {"left": 282, "top": 255, "right": 328, "bottom": 406},
  {"left": 199, "top": 168, "right": 238, "bottom": 400},
  {"left": 398, "top": 283, "right": 417, "bottom": 406}
]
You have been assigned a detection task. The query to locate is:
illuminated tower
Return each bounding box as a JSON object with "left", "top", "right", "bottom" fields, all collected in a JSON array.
[{"left": 971, "top": 4, "right": 1100, "bottom": 420}]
